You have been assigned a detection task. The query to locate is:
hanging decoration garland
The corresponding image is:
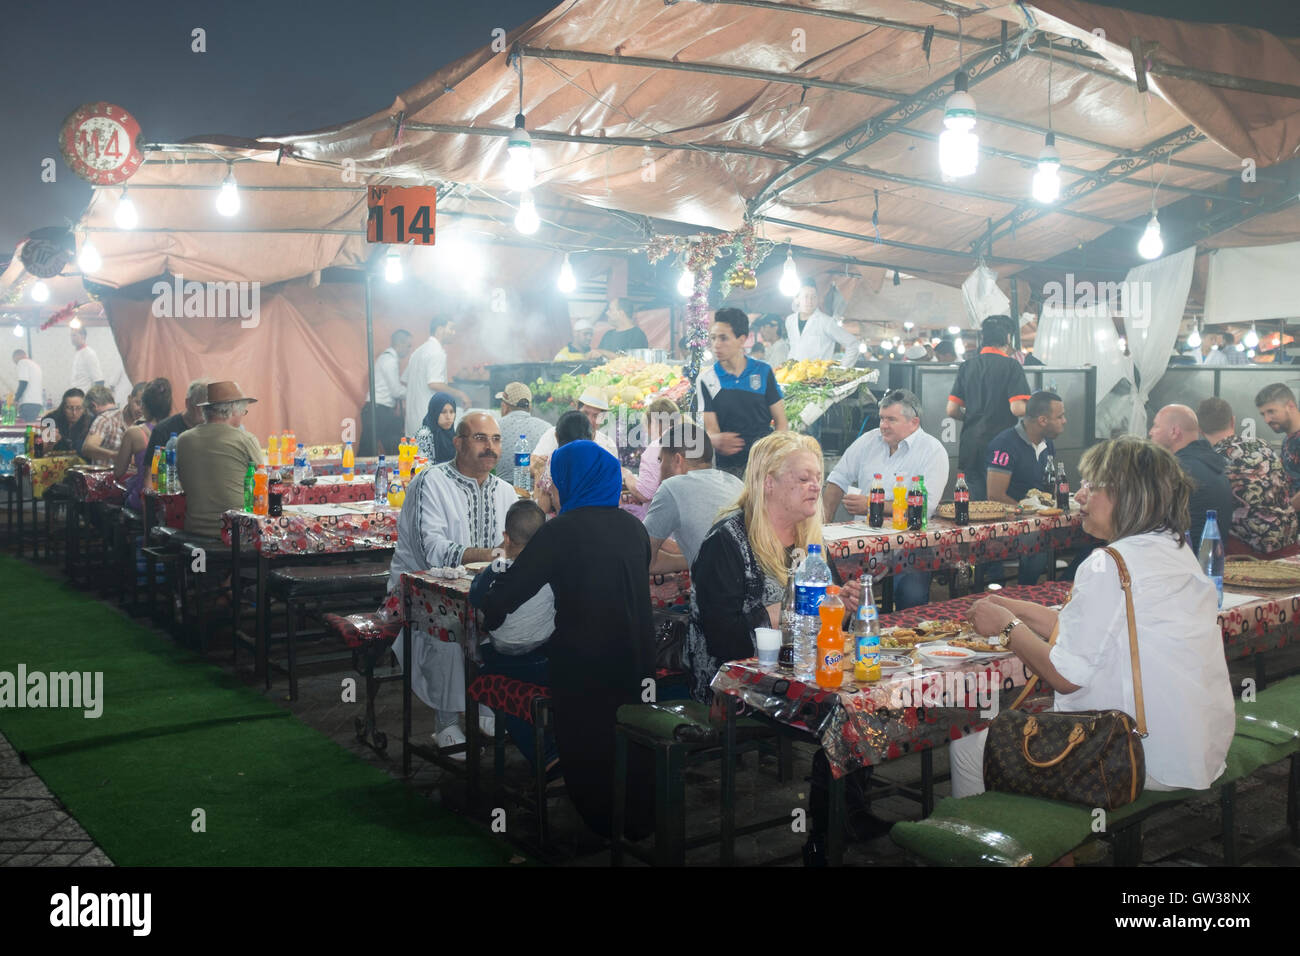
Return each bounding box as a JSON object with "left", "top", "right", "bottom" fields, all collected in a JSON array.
[
  {"left": 646, "top": 222, "right": 774, "bottom": 409},
  {"left": 40, "top": 301, "right": 82, "bottom": 331}
]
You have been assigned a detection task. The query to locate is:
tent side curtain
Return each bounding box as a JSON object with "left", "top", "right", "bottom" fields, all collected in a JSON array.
[{"left": 1203, "top": 242, "right": 1300, "bottom": 324}]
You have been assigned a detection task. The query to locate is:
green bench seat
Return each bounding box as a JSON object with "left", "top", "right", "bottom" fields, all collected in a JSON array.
[{"left": 891, "top": 676, "right": 1300, "bottom": 866}]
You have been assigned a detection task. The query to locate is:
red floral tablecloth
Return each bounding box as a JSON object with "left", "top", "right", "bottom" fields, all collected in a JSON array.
[
  {"left": 67, "top": 466, "right": 125, "bottom": 504},
  {"left": 153, "top": 477, "right": 378, "bottom": 531},
  {"left": 823, "top": 511, "right": 1096, "bottom": 580},
  {"left": 222, "top": 502, "right": 397, "bottom": 555},
  {"left": 16, "top": 454, "right": 79, "bottom": 500},
  {"left": 651, "top": 570, "right": 690, "bottom": 609},
  {"left": 402, "top": 572, "right": 479, "bottom": 657}
]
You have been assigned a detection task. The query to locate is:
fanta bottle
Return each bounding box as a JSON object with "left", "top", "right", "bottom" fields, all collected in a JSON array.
[
  {"left": 281, "top": 431, "right": 294, "bottom": 466},
  {"left": 342, "top": 440, "right": 355, "bottom": 482},
  {"left": 150, "top": 448, "right": 162, "bottom": 493},
  {"left": 399, "top": 438, "right": 413, "bottom": 481},
  {"left": 816, "top": 586, "right": 845, "bottom": 689},
  {"left": 253, "top": 466, "right": 269, "bottom": 516},
  {"left": 268, "top": 435, "right": 280, "bottom": 470}
]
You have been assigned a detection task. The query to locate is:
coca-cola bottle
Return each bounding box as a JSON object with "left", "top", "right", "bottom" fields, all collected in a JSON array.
[
  {"left": 868, "top": 473, "right": 885, "bottom": 528},
  {"left": 954, "top": 472, "right": 970, "bottom": 525},
  {"left": 1055, "top": 460, "right": 1070, "bottom": 511},
  {"left": 907, "top": 475, "right": 923, "bottom": 531}
]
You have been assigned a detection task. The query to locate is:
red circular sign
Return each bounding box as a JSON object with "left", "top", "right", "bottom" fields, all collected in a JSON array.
[{"left": 58, "top": 102, "right": 144, "bottom": 185}]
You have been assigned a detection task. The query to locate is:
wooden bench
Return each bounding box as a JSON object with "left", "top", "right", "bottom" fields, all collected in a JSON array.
[{"left": 890, "top": 675, "right": 1300, "bottom": 866}]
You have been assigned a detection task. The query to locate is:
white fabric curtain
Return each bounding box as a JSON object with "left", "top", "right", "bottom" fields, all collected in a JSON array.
[
  {"left": 1203, "top": 242, "right": 1300, "bottom": 324},
  {"left": 1121, "top": 246, "right": 1198, "bottom": 435},
  {"left": 1036, "top": 303, "right": 1129, "bottom": 402},
  {"left": 962, "top": 265, "right": 1010, "bottom": 328}
]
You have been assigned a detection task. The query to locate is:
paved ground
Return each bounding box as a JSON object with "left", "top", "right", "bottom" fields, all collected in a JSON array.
[{"left": 4, "top": 534, "right": 1299, "bottom": 867}]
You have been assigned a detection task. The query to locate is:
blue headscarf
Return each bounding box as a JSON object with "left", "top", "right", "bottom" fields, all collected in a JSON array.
[{"left": 551, "top": 440, "right": 622, "bottom": 514}]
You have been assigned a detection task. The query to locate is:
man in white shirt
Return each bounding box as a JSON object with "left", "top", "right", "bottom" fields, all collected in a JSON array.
[
  {"left": 531, "top": 386, "right": 619, "bottom": 464},
  {"left": 644, "top": 422, "right": 743, "bottom": 573},
  {"left": 388, "top": 412, "right": 519, "bottom": 757},
  {"left": 404, "top": 316, "right": 470, "bottom": 438},
  {"left": 755, "top": 316, "right": 790, "bottom": 367},
  {"left": 785, "top": 280, "right": 859, "bottom": 362},
  {"left": 1190, "top": 334, "right": 1228, "bottom": 366},
  {"left": 69, "top": 328, "right": 104, "bottom": 393},
  {"left": 11, "top": 350, "right": 43, "bottom": 421},
  {"left": 366, "top": 329, "right": 411, "bottom": 455},
  {"left": 823, "top": 388, "right": 949, "bottom": 609}
]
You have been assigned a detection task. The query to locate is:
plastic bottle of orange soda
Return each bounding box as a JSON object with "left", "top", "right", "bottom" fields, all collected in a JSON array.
[{"left": 816, "top": 585, "right": 845, "bottom": 689}]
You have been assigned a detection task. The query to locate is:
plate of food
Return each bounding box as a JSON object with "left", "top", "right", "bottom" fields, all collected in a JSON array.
[
  {"left": 463, "top": 561, "right": 492, "bottom": 573},
  {"left": 879, "top": 627, "right": 930, "bottom": 650},
  {"left": 917, "top": 643, "right": 978, "bottom": 666},
  {"left": 878, "top": 653, "right": 915, "bottom": 673},
  {"left": 948, "top": 636, "right": 1014, "bottom": 656},
  {"left": 915, "top": 619, "right": 967, "bottom": 640}
]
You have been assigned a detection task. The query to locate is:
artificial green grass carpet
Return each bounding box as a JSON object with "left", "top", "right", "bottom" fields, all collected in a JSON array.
[{"left": 0, "top": 553, "right": 521, "bottom": 865}]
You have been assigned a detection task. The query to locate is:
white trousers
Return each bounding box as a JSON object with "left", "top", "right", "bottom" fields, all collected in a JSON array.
[{"left": 392, "top": 630, "right": 465, "bottom": 713}]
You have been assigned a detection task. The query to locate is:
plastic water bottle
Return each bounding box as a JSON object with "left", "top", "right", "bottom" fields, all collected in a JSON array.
[
  {"left": 513, "top": 434, "right": 532, "bottom": 492},
  {"left": 165, "top": 432, "right": 180, "bottom": 493},
  {"left": 1197, "top": 509, "right": 1225, "bottom": 609},
  {"left": 793, "top": 544, "right": 832, "bottom": 682},
  {"left": 374, "top": 455, "right": 389, "bottom": 504},
  {"left": 293, "top": 443, "right": 306, "bottom": 484}
]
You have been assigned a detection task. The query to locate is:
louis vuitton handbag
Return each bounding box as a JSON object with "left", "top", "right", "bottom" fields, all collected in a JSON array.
[{"left": 983, "top": 547, "right": 1147, "bottom": 810}]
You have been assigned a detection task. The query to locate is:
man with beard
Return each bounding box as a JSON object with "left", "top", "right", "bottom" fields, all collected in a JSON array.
[
  {"left": 387, "top": 411, "right": 519, "bottom": 757},
  {"left": 1256, "top": 383, "right": 1300, "bottom": 511}
]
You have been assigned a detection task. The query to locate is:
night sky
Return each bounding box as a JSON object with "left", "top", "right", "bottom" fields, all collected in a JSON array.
[
  {"left": 1, "top": 0, "right": 558, "bottom": 255},
  {"left": 4, "top": 0, "right": 1296, "bottom": 258}
]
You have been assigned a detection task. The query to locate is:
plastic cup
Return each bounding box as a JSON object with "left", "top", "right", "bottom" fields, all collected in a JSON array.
[{"left": 755, "top": 627, "right": 782, "bottom": 668}]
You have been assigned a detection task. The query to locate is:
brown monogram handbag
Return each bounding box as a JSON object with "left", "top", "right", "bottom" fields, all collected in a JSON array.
[{"left": 982, "top": 547, "right": 1147, "bottom": 810}]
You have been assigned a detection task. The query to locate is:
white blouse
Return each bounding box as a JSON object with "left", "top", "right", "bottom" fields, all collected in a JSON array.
[{"left": 1049, "top": 531, "right": 1234, "bottom": 791}]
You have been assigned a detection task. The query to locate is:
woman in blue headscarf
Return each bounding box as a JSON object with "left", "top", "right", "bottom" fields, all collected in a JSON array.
[
  {"left": 415, "top": 392, "right": 457, "bottom": 464},
  {"left": 481, "top": 440, "right": 656, "bottom": 839}
]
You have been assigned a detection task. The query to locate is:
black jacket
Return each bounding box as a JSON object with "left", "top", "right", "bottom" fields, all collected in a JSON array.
[{"left": 1176, "top": 438, "right": 1235, "bottom": 550}]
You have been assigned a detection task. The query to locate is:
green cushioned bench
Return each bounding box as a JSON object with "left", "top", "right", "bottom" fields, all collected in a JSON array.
[{"left": 891, "top": 676, "right": 1300, "bottom": 867}]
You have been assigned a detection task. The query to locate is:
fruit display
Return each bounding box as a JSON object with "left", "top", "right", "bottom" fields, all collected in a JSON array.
[
  {"left": 774, "top": 360, "right": 879, "bottom": 428},
  {"left": 534, "top": 356, "right": 693, "bottom": 414}
]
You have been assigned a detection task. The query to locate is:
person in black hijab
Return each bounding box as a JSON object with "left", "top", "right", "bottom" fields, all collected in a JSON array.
[
  {"left": 481, "top": 440, "right": 655, "bottom": 839},
  {"left": 415, "top": 391, "right": 457, "bottom": 463},
  {"left": 42, "top": 388, "right": 90, "bottom": 456}
]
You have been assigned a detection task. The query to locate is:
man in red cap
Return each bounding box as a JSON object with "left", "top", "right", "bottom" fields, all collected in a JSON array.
[{"left": 176, "top": 380, "right": 264, "bottom": 539}]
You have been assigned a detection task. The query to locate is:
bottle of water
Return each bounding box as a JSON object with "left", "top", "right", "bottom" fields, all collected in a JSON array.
[
  {"left": 513, "top": 434, "right": 532, "bottom": 491},
  {"left": 374, "top": 455, "right": 389, "bottom": 504},
  {"left": 293, "top": 443, "right": 306, "bottom": 484},
  {"left": 793, "top": 543, "right": 832, "bottom": 682},
  {"left": 1197, "top": 509, "right": 1224, "bottom": 609},
  {"left": 165, "top": 432, "right": 180, "bottom": 493}
]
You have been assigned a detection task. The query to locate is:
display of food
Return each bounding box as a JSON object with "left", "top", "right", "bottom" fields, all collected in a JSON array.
[
  {"left": 880, "top": 619, "right": 969, "bottom": 649},
  {"left": 533, "top": 356, "right": 692, "bottom": 413},
  {"left": 937, "top": 500, "right": 1013, "bottom": 521},
  {"left": 1221, "top": 557, "right": 1300, "bottom": 589},
  {"left": 772, "top": 360, "right": 878, "bottom": 428}
]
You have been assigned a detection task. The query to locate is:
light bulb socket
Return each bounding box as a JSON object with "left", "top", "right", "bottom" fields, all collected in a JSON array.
[{"left": 953, "top": 71, "right": 969, "bottom": 94}]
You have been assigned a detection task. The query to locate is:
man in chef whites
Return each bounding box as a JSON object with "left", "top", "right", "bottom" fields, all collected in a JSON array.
[{"left": 784, "top": 278, "right": 861, "bottom": 361}]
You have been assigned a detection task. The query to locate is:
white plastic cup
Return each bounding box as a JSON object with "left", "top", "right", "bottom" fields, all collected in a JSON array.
[{"left": 755, "top": 627, "right": 782, "bottom": 668}]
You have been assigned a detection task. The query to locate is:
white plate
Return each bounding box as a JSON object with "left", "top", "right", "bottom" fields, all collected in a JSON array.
[{"left": 917, "top": 643, "right": 978, "bottom": 667}]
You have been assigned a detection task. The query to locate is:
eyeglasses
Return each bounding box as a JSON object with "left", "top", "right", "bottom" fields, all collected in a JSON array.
[
  {"left": 1078, "top": 479, "right": 1107, "bottom": 493},
  {"left": 469, "top": 434, "right": 503, "bottom": 445}
]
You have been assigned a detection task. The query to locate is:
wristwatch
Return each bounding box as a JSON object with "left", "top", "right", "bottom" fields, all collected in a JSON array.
[{"left": 997, "top": 617, "right": 1023, "bottom": 649}]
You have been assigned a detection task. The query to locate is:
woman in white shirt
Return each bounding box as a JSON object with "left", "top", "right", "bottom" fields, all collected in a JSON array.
[{"left": 951, "top": 435, "right": 1235, "bottom": 797}]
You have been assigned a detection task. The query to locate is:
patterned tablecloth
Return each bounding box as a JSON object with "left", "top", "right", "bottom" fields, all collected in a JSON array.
[
  {"left": 222, "top": 501, "right": 397, "bottom": 556},
  {"left": 269, "top": 455, "right": 380, "bottom": 478},
  {"left": 402, "top": 572, "right": 479, "bottom": 658},
  {"left": 153, "top": 476, "right": 378, "bottom": 531},
  {"left": 15, "top": 454, "right": 79, "bottom": 500},
  {"left": 823, "top": 510, "right": 1096, "bottom": 581},
  {"left": 67, "top": 467, "right": 125, "bottom": 504}
]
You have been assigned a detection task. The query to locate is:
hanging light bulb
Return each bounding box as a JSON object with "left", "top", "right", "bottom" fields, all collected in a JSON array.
[
  {"left": 1118, "top": 336, "right": 1128, "bottom": 352},
  {"left": 1137, "top": 212, "right": 1163, "bottom": 260},
  {"left": 1244, "top": 324, "right": 1260, "bottom": 349},
  {"left": 947, "top": 325, "right": 961, "bottom": 335},
  {"left": 12, "top": 324, "right": 24, "bottom": 338},
  {"left": 77, "top": 239, "right": 102, "bottom": 274},
  {"left": 384, "top": 249, "right": 403, "bottom": 283},
  {"left": 69, "top": 316, "right": 83, "bottom": 330},
  {"left": 1186, "top": 325, "right": 1201, "bottom": 349},
  {"left": 505, "top": 114, "right": 534, "bottom": 192},
  {"left": 557, "top": 253, "right": 577, "bottom": 294},
  {"left": 1235, "top": 342, "right": 1245, "bottom": 352},
  {"left": 938, "top": 72, "right": 979, "bottom": 179},
  {"left": 514, "top": 191, "right": 539, "bottom": 234},
  {"left": 115, "top": 188, "right": 138, "bottom": 229},
  {"left": 215, "top": 165, "right": 240, "bottom": 217},
  {"left": 1248, "top": 349, "right": 1257, "bottom": 359},
  {"left": 778, "top": 247, "right": 800, "bottom": 297},
  {"left": 677, "top": 268, "right": 694, "bottom": 297},
  {"left": 1032, "top": 132, "right": 1061, "bottom": 204},
  {"left": 903, "top": 321, "right": 914, "bottom": 331},
  {"left": 30, "top": 281, "right": 50, "bottom": 303}
]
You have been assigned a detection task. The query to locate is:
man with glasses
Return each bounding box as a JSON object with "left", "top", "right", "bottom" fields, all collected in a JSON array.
[
  {"left": 388, "top": 411, "right": 519, "bottom": 758},
  {"left": 823, "top": 389, "right": 948, "bottom": 609}
]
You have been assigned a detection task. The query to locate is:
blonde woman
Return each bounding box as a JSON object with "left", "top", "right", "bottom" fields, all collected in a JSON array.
[
  {"left": 686, "top": 430, "right": 861, "bottom": 701},
  {"left": 955, "top": 435, "right": 1235, "bottom": 799},
  {"left": 621, "top": 396, "right": 681, "bottom": 519}
]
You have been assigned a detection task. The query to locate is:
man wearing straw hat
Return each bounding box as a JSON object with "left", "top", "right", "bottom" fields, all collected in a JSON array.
[{"left": 176, "top": 381, "right": 263, "bottom": 539}]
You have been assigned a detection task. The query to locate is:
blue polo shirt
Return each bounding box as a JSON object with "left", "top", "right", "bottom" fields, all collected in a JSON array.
[
  {"left": 985, "top": 423, "right": 1055, "bottom": 500},
  {"left": 697, "top": 358, "right": 783, "bottom": 471}
]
